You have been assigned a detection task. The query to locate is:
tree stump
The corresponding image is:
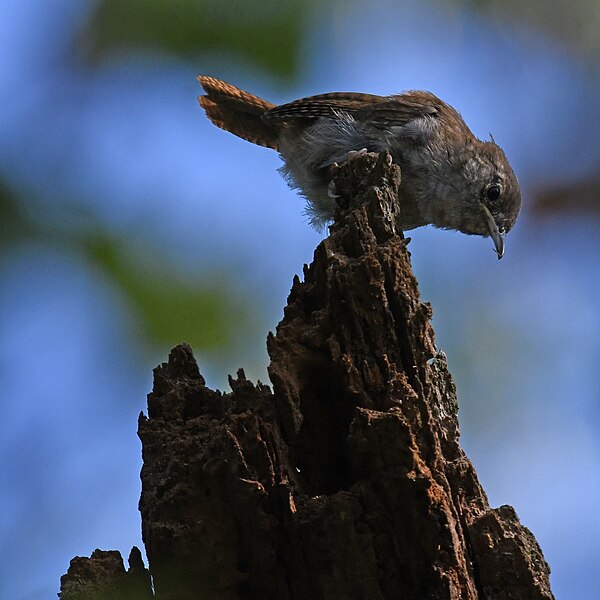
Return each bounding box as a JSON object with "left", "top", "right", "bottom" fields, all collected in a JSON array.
[{"left": 60, "top": 152, "right": 554, "bottom": 600}]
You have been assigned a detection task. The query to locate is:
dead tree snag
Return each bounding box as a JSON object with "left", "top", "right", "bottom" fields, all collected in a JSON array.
[{"left": 61, "top": 152, "right": 553, "bottom": 600}]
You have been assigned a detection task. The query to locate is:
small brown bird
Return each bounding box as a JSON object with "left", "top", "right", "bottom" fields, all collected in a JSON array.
[{"left": 197, "top": 76, "right": 521, "bottom": 258}]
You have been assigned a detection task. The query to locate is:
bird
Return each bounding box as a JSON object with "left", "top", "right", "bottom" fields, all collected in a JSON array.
[{"left": 197, "top": 75, "right": 521, "bottom": 259}]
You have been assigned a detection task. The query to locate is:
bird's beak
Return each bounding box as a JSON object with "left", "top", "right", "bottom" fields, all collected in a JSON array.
[{"left": 482, "top": 204, "right": 505, "bottom": 259}]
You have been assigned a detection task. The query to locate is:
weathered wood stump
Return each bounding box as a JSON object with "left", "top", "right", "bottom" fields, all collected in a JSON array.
[{"left": 61, "top": 153, "right": 553, "bottom": 600}]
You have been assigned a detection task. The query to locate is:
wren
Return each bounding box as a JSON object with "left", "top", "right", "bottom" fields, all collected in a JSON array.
[{"left": 197, "top": 76, "right": 521, "bottom": 258}]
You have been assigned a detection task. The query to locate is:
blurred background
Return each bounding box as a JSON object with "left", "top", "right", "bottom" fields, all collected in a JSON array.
[{"left": 1, "top": 0, "right": 599, "bottom": 597}]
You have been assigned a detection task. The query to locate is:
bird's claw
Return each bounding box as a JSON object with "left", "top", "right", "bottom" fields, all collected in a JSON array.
[
  {"left": 328, "top": 179, "right": 340, "bottom": 199},
  {"left": 346, "top": 148, "right": 368, "bottom": 161}
]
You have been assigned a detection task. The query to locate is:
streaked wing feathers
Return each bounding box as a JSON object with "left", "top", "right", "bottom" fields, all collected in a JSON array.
[
  {"left": 265, "top": 93, "right": 386, "bottom": 120},
  {"left": 265, "top": 91, "right": 440, "bottom": 129}
]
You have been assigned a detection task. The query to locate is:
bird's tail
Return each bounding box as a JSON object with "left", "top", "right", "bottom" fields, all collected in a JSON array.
[{"left": 197, "top": 76, "right": 280, "bottom": 150}]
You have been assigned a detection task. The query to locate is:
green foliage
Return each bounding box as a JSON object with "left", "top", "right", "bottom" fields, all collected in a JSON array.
[
  {"left": 79, "top": 0, "right": 311, "bottom": 79},
  {"left": 0, "top": 178, "right": 243, "bottom": 354},
  {"left": 83, "top": 232, "right": 241, "bottom": 351},
  {"left": 2, "top": 0, "right": 294, "bottom": 358},
  {"left": 0, "top": 183, "right": 32, "bottom": 252}
]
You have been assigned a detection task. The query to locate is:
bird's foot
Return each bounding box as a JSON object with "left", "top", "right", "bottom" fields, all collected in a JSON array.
[
  {"left": 346, "top": 148, "right": 368, "bottom": 161},
  {"left": 328, "top": 179, "right": 340, "bottom": 199}
]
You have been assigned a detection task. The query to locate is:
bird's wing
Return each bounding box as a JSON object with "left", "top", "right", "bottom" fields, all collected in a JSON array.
[
  {"left": 264, "top": 91, "right": 440, "bottom": 128},
  {"left": 264, "top": 92, "right": 386, "bottom": 120},
  {"left": 354, "top": 93, "right": 440, "bottom": 128}
]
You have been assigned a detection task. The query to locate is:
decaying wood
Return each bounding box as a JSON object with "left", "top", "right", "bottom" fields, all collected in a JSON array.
[
  {"left": 59, "top": 547, "right": 152, "bottom": 600},
  {"left": 61, "top": 152, "right": 553, "bottom": 599}
]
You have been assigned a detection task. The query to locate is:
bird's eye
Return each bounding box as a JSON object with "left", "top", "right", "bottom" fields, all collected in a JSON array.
[{"left": 485, "top": 183, "right": 502, "bottom": 203}]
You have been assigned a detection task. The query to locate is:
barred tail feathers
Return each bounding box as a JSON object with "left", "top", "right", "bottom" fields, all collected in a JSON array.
[{"left": 197, "top": 76, "right": 280, "bottom": 150}]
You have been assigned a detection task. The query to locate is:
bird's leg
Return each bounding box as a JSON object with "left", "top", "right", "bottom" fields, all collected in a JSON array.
[{"left": 328, "top": 178, "right": 340, "bottom": 199}]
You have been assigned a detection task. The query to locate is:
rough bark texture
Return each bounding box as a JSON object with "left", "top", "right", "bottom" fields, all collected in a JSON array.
[
  {"left": 59, "top": 547, "right": 153, "bottom": 600},
  {"left": 60, "top": 152, "right": 554, "bottom": 599}
]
